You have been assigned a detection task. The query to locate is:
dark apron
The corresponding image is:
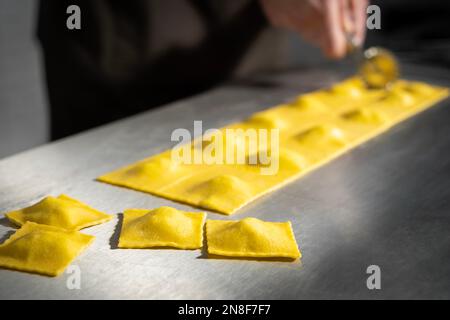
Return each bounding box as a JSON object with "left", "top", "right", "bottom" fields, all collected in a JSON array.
[{"left": 38, "top": 0, "right": 266, "bottom": 139}]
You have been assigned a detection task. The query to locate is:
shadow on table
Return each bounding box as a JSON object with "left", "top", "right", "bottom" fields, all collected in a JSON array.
[
  {"left": 0, "top": 217, "right": 16, "bottom": 244},
  {"left": 0, "top": 218, "right": 16, "bottom": 243},
  {"left": 109, "top": 213, "right": 123, "bottom": 249},
  {"left": 0, "top": 217, "right": 14, "bottom": 228}
]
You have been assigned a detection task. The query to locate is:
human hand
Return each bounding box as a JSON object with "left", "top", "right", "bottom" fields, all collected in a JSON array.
[{"left": 259, "top": 0, "right": 368, "bottom": 59}]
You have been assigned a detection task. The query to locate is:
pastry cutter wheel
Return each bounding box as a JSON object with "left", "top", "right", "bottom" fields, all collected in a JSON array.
[{"left": 345, "top": 21, "right": 399, "bottom": 89}]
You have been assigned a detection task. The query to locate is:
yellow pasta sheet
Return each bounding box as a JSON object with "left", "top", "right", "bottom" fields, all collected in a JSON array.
[
  {"left": 98, "top": 78, "right": 448, "bottom": 214},
  {"left": 0, "top": 222, "right": 94, "bottom": 276},
  {"left": 5, "top": 194, "right": 112, "bottom": 231},
  {"left": 206, "top": 218, "right": 301, "bottom": 259},
  {"left": 118, "top": 206, "right": 206, "bottom": 249}
]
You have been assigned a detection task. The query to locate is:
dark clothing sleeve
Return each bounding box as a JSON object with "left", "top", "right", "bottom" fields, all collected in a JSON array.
[{"left": 38, "top": 0, "right": 266, "bottom": 139}]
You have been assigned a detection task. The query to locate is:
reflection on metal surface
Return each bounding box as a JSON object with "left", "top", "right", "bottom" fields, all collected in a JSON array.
[{"left": 0, "top": 66, "right": 449, "bottom": 299}]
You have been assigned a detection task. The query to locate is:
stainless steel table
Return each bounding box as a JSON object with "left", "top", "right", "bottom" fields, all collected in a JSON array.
[{"left": 1, "top": 65, "right": 449, "bottom": 299}]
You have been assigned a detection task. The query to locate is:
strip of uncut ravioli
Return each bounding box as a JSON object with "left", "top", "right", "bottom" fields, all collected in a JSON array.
[
  {"left": 118, "top": 206, "right": 206, "bottom": 249},
  {"left": 0, "top": 222, "right": 94, "bottom": 276},
  {"left": 206, "top": 218, "right": 301, "bottom": 259},
  {"left": 98, "top": 78, "right": 449, "bottom": 214},
  {"left": 5, "top": 194, "right": 112, "bottom": 231}
]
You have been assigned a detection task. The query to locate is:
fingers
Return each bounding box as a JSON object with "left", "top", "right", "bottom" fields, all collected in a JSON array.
[
  {"left": 284, "top": 3, "right": 325, "bottom": 49},
  {"left": 323, "top": 0, "right": 367, "bottom": 58},
  {"left": 340, "top": 0, "right": 354, "bottom": 34},
  {"left": 351, "top": 0, "right": 368, "bottom": 46},
  {"left": 259, "top": 0, "right": 367, "bottom": 59},
  {"left": 323, "top": 0, "right": 347, "bottom": 59}
]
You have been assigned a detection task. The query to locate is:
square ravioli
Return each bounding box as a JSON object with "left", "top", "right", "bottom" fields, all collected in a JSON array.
[
  {"left": 0, "top": 222, "right": 94, "bottom": 277},
  {"left": 98, "top": 79, "right": 448, "bottom": 215},
  {"left": 5, "top": 194, "right": 112, "bottom": 231},
  {"left": 206, "top": 218, "right": 301, "bottom": 259},
  {"left": 118, "top": 206, "right": 206, "bottom": 249}
]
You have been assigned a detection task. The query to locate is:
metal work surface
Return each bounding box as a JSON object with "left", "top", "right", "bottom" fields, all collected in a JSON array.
[{"left": 0, "top": 65, "right": 449, "bottom": 299}]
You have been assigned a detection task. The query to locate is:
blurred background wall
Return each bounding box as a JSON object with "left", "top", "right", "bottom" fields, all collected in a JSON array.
[{"left": 0, "top": 0, "right": 48, "bottom": 159}]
